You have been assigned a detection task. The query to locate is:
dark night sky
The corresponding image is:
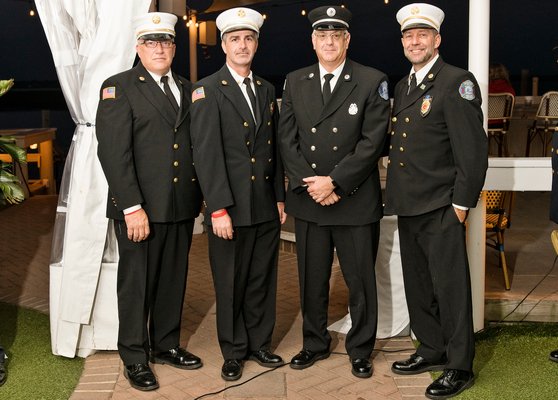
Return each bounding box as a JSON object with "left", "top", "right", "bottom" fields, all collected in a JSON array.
[{"left": 0, "top": 0, "right": 557, "bottom": 149}]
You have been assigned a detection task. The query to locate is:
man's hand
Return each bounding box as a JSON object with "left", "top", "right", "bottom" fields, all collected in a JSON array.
[
  {"left": 320, "top": 192, "right": 341, "bottom": 206},
  {"left": 277, "top": 202, "right": 287, "bottom": 224},
  {"left": 124, "top": 208, "right": 150, "bottom": 242},
  {"left": 453, "top": 207, "right": 468, "bottom": 223},
  {"left": 212, "top": 209, "right": 234, "bottom": 240},
  {"left": 303, "top": 175, "right": 335, "bottom": 204}
]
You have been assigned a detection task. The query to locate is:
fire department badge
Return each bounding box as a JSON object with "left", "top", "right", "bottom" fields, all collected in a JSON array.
[
  {"left": 348, "top": 103, "right": 358, "bottom": 115},
  {"left": 420, "top": 95, "right": 432, "bottom": 117},
  {"left": 459, "top": 80, "right": 476, "bottom": 100}
]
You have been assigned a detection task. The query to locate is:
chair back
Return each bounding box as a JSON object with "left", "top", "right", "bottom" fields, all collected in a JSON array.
[
  {"left": 535, "top": 91, "right": 558, "bottom": 121},
  {"left": 488, "top": 93, "right": 514, "bottom": 121}
]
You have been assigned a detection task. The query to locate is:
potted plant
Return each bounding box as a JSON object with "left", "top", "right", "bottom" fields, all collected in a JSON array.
[{"left": 0, "top": 79, "right": 26, "bottom": 205}]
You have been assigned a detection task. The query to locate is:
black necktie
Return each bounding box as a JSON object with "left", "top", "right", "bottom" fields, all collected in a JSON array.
[
  {"left": 243, "top": 77, "right": 258, "bottom": 123},
  {"left": 161, "top": 75, "right": 179, "bottom": 112},
  {"left": 322, "top": 73, "right": 334, "bottom": 105},
  {"left": 407, "top": 73, "right": 416, "bottom": 95}
]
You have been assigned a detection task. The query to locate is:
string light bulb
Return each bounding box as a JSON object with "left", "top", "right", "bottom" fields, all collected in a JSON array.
[
  {"left": 182, "top": 15, "right": 187, "bottom": 20},
  {"left": 186, "top": 20, "right": 191, "bottom": 27}
]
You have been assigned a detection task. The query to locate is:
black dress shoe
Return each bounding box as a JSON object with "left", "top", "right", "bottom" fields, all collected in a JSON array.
[
  {"left": 0, "top": 362, "right": 6, "bottom": 386},
  {"left": 124, "top": 363, "right": 159, "bottom": 391},
  {"left": 221, "top": 359, "right": 243, "bottom": 381},
  {"left": 290, "top": 349, "right": 330, "bottom": 370},
  {"left": 425, "top": 369, "right": 474, "bottom": 399},
  {"left": 549, "top": 349, "right": 558, "bottom": 363},
  {"left": 392, "top": 353, "right": 446, "bottom": 375},
  {"left": 249, "top": 349, "right": 284, "bottom": 367},
  {"left": 351, "top": 358, "right": 373, "bottom": 378},
  {"left": 151, "top": 347, "right": 202, "bottom": 370}
]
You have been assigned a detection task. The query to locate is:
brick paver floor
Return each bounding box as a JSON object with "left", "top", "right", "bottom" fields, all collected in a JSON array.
[{"left": 0, "top": 196, "right": 430, "bottom": 399}]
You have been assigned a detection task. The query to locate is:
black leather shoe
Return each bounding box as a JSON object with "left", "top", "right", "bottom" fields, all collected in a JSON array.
[
  {"left": 124, "top": 363, "right": 159, "bottom": 391},
  {"left": 351, "top": 358, "right": 373, "bottom": 378},
  {"left": 392, "top": 353, "right": 446, "bottom": 375},
  {"left": 249, "top": 349, "right": 284, "bottom": 367},
  {"left": 425, "top": 369, "right": 474, "bottom": 399},
  {"left": 151, "top": 347, "right": 202, "bottom": 370},
  {"left": 0, "top": 361, "right": 6, "bottom": 386},
  {"left": 550, "top": 349, "right": 558, "bottom": 363},
  {"left": 290, "top": 349, "right": 330, "bottom": 370},
  {"left": 221, "top": 359, "right": 243, "bottom": 381}
]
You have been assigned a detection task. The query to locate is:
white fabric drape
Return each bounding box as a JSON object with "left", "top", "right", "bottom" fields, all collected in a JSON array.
[{"left": 35, "top": 0, "right": 151, "bottom": 358}]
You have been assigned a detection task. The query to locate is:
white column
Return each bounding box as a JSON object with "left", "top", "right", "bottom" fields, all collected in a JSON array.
[{"left": 467, "top": 0, "right": 490, "bottom": 332}]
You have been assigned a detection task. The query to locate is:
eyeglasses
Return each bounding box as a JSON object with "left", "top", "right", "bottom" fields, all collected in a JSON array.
[
  {"left": 139, "top": 40, "right": 174, "bottom": 49},
  {"left": 314, "top": 31, "right": 346, "bottom": 41}
]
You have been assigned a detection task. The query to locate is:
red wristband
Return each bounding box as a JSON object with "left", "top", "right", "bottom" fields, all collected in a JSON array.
[
  {"left": 125, "top": 209, "right": 141, "bottom": 216},
  {"left": 211, "top": 209, "right": 228, "bottom": 218}
]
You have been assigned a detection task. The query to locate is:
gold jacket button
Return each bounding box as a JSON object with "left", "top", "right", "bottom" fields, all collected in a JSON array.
[
  {"left": 246, "top": 141, "right": 250, "bottom": 146},
  {"left": 251, "top": 157, "right": 256, "bottom": 163},
  {"left": 391, "top": 131, "right": 395, "bottom": 136},
  {"left": 392, "top": 117, "right": 397, "bottom": 122},
  {"left": 251, "top": 175, "right": 256, "bottom": 181},
  {"left": 311, "top": 163, "right": 317, "bottom": 169},
  {"left": 399, "top": 162, "right": 405, "bottom": 167},
  {"left": 333, "top": 146, "right": 338, "bottom": 151},
  {"left": 173, "top": 177, "right": 179, "bottom": 183},
  {"left": 405, "top": 117, "right": 410, "bottom": 123},
  {"left": 243, "top": 121, "right": 249, "bottom": 127},
  {"left": 267, "top": 139, "right": 271, "bottom": 145},
  {"left": 399, "top": 147, "right": 404, "bottom": 152},
  {"left": 310, "top": 145, "right": 316, "bottom": 151},
  {"left": 402, "top": 132, "right": 407, "bottom": 138},
  {"left": 268, "top": 158, "right": 272, "bottom": 163},
  {"left": 311, "top": 127, "right": 317, "bottom": 133},
  {"left": 191, "top": 178, "right": 196, "bottom": 182},
  {"left": 267, "top": 121, "right": 271, "bottom": 126},
  {"left": 173, "top": 143, "right": 179, "bottom": 149},
  {"left": 173, "top": 161, "right": 179, "bottom": 167},
  {"left": 174, "top": 128, "right": 178, "bottom": 133},
  {"left": 332, "top": 127, "right": 338, "bottom": 133}
]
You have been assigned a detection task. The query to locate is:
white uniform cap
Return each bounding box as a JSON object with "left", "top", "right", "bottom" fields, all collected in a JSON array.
[
  {"left": 133, "top": 12, "right": 178, "bottom": 40},
  {"left": 396, "top": 3, "right": 445, "bottom": 32},
  {"left": 216, "top": 7, "right": 264, "bottom": 38}
]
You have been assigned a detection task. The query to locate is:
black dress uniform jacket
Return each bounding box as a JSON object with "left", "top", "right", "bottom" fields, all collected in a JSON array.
[
  {"left": 280, "top": 59, "right": 389, "bottom": 225},
  {"left": 384, "top": 57, "right": 488, "bottom": 216},
  {"left": 96, "top": 62, "right": 202, "bottom": 222},
  {"left": 190, "top": 65, "right": 285, "bottom": 224}
]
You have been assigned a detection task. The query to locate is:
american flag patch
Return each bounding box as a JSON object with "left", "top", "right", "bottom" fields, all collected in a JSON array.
[
  {"left": 192, "top": 87, "right": 205, "bottom": 103},
  {"left": 102, "top": 86, "right": 116, "bottom": 100}
]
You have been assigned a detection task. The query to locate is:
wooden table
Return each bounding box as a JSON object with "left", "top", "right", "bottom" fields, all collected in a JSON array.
[{"left": 0, "top": 128, "right": 56, "bottom": 196}]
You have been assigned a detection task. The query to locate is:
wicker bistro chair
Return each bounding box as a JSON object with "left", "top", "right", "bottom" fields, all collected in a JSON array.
[
  {"left": 487, "top": 93, "right": 515, "bottom": 157},
  {"left": 525, "top": 91, "right": 558, "bottom": 157},
  {"left": 485, "top": 190, "right": 515, "bottom": 290}
]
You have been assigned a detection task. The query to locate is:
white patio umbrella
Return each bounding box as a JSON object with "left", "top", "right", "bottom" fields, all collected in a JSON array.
[{"left": 35, "top": 0, "right": 150, "bottom": 357}]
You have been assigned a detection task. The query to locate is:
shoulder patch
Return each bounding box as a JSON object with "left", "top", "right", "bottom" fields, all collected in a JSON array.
[
  {"left": 458, "top": 80, "right": 475, "bottom": 100},
  {"left": 102, "top": 86, "right": 116, "bottom": 100},
  {"left": 192, "top": 87, "right": 205, "bottom": 103},
  {"left": 378, "top": 81, "right": 389, "bottom": 100}
]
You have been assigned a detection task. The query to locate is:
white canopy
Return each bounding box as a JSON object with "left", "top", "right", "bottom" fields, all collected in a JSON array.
[{"left": 36, "top": 0, "right": 150, "bottom": 357}]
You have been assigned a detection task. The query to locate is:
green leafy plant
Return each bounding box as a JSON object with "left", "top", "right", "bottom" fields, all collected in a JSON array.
[{"left": 0, "top": 79, "right": 27, "bottom": 205}]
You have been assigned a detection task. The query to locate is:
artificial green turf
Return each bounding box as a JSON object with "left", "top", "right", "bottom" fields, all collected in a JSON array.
[
  {"left": 433, "top": 323, "right": 558, "bottom": 400},
  {"left": 0, "top": 302, "right": 84, "bottom": 399}
]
